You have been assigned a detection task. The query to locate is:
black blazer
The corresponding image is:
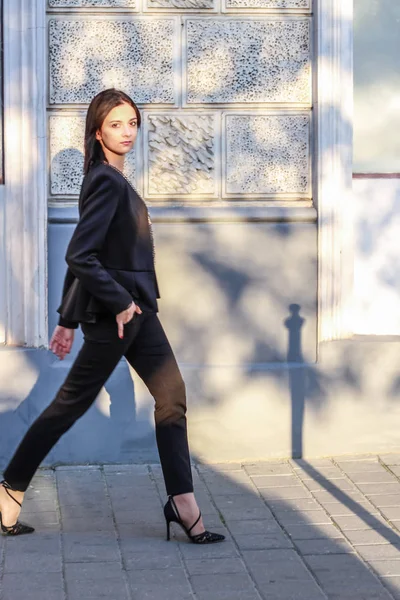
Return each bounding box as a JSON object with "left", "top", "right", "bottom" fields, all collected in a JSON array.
[{"left": 57, "top": 162, "right": 160, "bottom": 329}]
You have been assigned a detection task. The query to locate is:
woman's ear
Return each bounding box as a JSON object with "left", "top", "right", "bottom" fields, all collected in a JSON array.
[{"left": 95, "top": 129, "right": 102, "bottom": 141}]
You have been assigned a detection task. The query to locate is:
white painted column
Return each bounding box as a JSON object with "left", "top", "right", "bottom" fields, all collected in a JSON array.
[
  {"left": 317, "top": 0, "right": 354, "bottom": 341},
  {"left": 3, "top": 0, "right": 47, "bottom": 346}
]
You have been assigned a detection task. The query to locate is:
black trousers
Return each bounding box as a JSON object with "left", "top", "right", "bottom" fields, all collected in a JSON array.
[{"left": 3, "top": 313, "right": 193, "bottom": 496}]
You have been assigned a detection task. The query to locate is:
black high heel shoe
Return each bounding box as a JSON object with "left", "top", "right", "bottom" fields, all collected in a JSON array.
[
  {"left": 0, "top": 481, "right": 34, "bottom": 536},
  {"left": 164, "top": 495, "right": 225, "bottom": 544}
]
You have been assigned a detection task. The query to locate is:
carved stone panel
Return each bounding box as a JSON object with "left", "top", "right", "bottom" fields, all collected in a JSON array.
[
  {"left": 147, "top": 0, "right": 213, "bottom": 9},
  {"left": 49, "top": 18, "right": 177, "bottom": 105},
  {"left": 49, "top": 0, "right": 136, "bottom": 7},
  {"left": 145, "top": 113, "right": 217, "bottom": 198},
  {"left": 224, "top": 0, "right": 310, "bottom": 9},
  {"left": 185, "top": 18, "right": 311, "bottom": 105},
  {"left": 49, "top": 115, "right": 137, "bottom": 196},
  {"left": 224, "top": 113, "right": 310, "bottom": 196}
]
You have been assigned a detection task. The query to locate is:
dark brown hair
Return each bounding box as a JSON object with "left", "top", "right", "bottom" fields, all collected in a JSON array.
[{"left": 84, "top": 88, "right": 141, "bottom": 174}]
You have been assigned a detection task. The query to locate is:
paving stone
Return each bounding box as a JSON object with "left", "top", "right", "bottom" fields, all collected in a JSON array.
[
  {"left": 336, "top": 461, "right": 385, "bottom": 472},
  {"left": 1, "top": 572, "right": 64, "bottom": 600},
  {"left": 60, "top": 504, "right": 113, "bottom": 519},
  {"left": 190, "top": 572, "right": 257, "bottom": 595},
  {"left": 241, "top": 548, "right": 307, "bottom": 566},
  {"left": 184, "top": 557, "right": 247, "bottom": 575},
  {"left": 65, "top": 577, "right": 130, "bottom": 600},
  {"left": 250, "top": 475, "right": 302, "bottom": 488},
  {"left": 333, "top": 514, "right": 389, "bottom": 530},
  {"left": 290, "top": 458, "right": 334, "bottom": 469},
  {"left": 64, "top": 561, "right": 125, "bottom": 579},
  {"left": 305, "top": 554, "right": 393, "bottom": 599},
  {"left": 273, "top": 509, "right": 332, "bottom": 526},
  {"left": 103, "top": 464, "right": 150, "bottom": 474},
  {"left": 233, "top": 532, "right": 293, "bottom": 550},
  {"left": 344, "top": 528, "right": 400, "bottom": 546},
  {"left": 22, "top": 499, "right": 57, "bottom": 513},
  {"left": 283, "top": 523, "right": 343, "bottom": 540},
  {"left": 334, "top": 455, "right": 379, "bottom": 463},
  {"left": 18, "top": 510, "right": 60, "bottom": 533},
  {"left": 112, "top": 508, "right": 165, "bottom": 525},
  {"left": 258, "top": 580, "right": 327, "bottom": 600},
  {"left": 388, "top": 466, "right": 400, "bottom": 477},
  {"left": 295, "top": 467, "right": 344, "bottom": 481},
  {"left": 227, "top": 519, "right": 283, "bottom": 535},
  {"left": 356, "top": 544, "right": 400, "bottom": 560},
  {"left": 311, "top": 489, "right": 370, "bottom": 505},
  {"left": 63, "top": 532, "right": 120, "bottom": 563},
  {"left": 212, "top": 493, "right": 266, "bottom": 509},
  {"left": 294, "top": 538, "right": 354, "bottom": 555},
  {"left": 4, "top": 533, "right": 62, "bottom": 573},
  {"left": 380, "top": 577, "right": 400, "bottom": 600},
  {"left": 267, "top": 498, "right": 321, "bottom": 511},
  {"left": 62, "top": 516, "right": 115, "bottom": 533},
  {"left": 178, "top": 539, "right": 239, "bottom": 560},
  {"left": 243, "top": 550, "right": 315, "bottom": 582},
  {"left": 120, "top": 544, "right": 183, "bottom": 570},
  {"left": 126, "top": 568, "right": 192, "bottom": 600},
  {"left": 379, "top": 454, "right": 400, "bottom": 466},
  {"left": 196, "top": 462, "right": 244, "bottom": 472},
  {"left": 380, "top": 507, "right": 400, "bottom": 521},
  {"left": 322, "top": 502, "right": 379, "bottom": 517},
  {"left": 346, "top": 471, "right": 398, "bottom": 484},
  {"left": 368, "top": 561, "right": 400, "bottom": 577},
  {"left": 194, "top": 592, "right": 260, "bottom": 600},
  {"left": 359, "top": 483, "right": 400, "bottom": 495},
  {"left": 260, "top": 487, "right": 312, "bottom": 501},
  {"left": 368, "top": 495, "right": 400, "bottom": 507},
  {"left": 244, "top": 462, "right": 293, "bottom": 476},
  {"left": 202, "top": 475, "right": 256, "bottom": 493},
  {"left": 221, "top": 506, "right": 276, "bottom": 521},
  {"left": 303, "top": 478, "right": 355, "bottom": 493}
]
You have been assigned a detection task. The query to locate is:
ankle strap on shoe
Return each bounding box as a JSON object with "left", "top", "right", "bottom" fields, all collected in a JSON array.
[
  {"left": 187, "top": 511, "right": 202, "bottom": 534},
  {"left": 1, "top": 480, "right": 22, "bottom": 507}
]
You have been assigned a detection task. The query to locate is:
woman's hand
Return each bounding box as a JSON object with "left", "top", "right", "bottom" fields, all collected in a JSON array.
[
  {"left": 50, "top": 326, "right": 75, "bottom": 360},
  {"left": 116, "top": 301, "right": 142, "bottom": 339}
]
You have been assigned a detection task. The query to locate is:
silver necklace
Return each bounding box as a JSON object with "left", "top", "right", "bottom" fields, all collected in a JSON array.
[{"left": 103, "top": 162, "right": 156, "bottom": 264}]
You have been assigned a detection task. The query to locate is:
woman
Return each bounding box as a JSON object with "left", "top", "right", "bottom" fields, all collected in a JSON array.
[{"left": 0, "top": 89, "right": 224, "bottom": 545}]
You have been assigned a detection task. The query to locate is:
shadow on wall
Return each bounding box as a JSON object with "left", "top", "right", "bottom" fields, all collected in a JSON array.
[{"left": 0, "top": 4, "right": 377, "bottom": 468}]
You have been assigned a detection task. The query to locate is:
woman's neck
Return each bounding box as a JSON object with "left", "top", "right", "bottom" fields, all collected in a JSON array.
[{"left": 103, "top": 149, "right": 125, "bottom": 172}]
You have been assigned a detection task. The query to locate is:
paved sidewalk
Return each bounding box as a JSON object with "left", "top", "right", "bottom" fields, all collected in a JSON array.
[{"left": 2, "top": 455, "right": 400, "bottom": 599}]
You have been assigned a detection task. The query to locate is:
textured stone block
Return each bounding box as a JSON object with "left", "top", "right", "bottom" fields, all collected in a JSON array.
[
  {"left": 294, "top": 538, "right": 354, "bottom": 555},
  {"left": 49, "top": 0, "right": 136, "bottom": 5},
  {"left": 186, "top": 19, "right": 311, "bottom": 104},
  {"left": 145, "top": 113, "right": 217, "bottom": 198},
  {"left": 305, "top": 554, "right": 393, "bottom": 600},
  {"left": 49, "top": 115, "right": 137, "bottom": 195},
  {"left": 284, "top": 523, "right": 343, "bottom": 540},
  {"left": 224, "top": 114, "right": 310, "bottom": 196},
  {"left": 224, "top": 0, "right": 310, "bottom": 8},
  {"left": 49, "top": 18, "right": 176, "bottom": 105},
  {"left": 344, "top": 528, "right": 400, "bottom": 546},
  {"left": 148, "top": 0, "right": 214, "bottom": 9},
  {"left": 63, "top": 532, "right": 120, "bottom": 562}
]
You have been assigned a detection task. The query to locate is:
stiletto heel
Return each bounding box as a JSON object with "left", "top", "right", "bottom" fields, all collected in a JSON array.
[
  {"left": 163, "top": 495, "right": 225, "bottom": 545},
  {"left": 0, "top": 481, "right": 34, "bottom": 536}
]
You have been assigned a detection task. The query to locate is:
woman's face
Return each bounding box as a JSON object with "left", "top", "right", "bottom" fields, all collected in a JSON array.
[{"left": 96, "top": 102, "right": 138, "bottom": 158}]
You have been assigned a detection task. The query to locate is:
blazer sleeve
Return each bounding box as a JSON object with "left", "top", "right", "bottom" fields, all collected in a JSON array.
[
  {"left": 57, "top": 267, "right": 79, "bottom": 329},
  {"left": 65, "top": 169, "right": 133, "bottom": 315}
]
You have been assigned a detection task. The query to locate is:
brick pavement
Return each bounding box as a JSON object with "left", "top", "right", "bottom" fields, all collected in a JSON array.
[{"left": 2, "top": 455, "right": 400, "bottom": 599}]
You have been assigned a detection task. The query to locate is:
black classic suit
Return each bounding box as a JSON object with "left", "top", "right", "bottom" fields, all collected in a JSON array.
[{"left": 3, "top": 162, "right": 193, "bottom": 497}]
